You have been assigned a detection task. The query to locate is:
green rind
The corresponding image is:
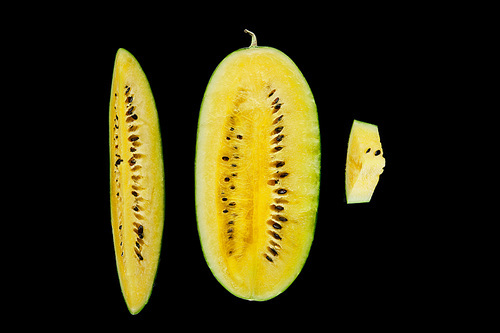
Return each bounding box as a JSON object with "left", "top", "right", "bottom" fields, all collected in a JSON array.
[
  {"left": 110, "top": 48, "right": 165, "bottom": 315},
  {"left": 195, "top": 45, "right": 320, "bottom": 300}
]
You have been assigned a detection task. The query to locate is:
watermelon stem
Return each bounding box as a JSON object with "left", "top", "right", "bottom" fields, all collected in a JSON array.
[{"left": 244, "top": 29, "right": 258, "bottom": 48}]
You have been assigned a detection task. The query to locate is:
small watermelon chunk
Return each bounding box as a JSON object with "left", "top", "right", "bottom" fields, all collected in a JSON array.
[{"left": 345, "top": 120, "right": 385, "bottom": 204}]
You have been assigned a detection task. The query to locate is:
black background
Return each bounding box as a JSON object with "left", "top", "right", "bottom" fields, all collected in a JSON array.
[{"left": 17, "top": 4, "right": 478, "bottom": 328}]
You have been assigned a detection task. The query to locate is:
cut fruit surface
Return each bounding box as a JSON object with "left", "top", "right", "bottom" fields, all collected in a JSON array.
[
  {"left": 345, "top": 119, "right": 385, "bottom": 204},
  {"left": 195, "top": 31, "right": 320, "bottom": 301},
  {"left": 109, "top": 49, "right": 164, "bottom": 314}
]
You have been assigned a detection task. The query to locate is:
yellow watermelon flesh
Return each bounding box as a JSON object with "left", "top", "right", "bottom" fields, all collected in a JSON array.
[{"left": 345, "top": 120, "right": 385, "bottom": 204}]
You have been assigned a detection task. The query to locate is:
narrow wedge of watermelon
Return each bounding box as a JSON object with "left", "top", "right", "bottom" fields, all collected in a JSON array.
[{"left": 345, "top": 120, "right": 385, "bottom": 204}]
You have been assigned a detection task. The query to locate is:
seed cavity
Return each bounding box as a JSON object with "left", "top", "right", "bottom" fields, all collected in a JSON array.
[
  {"left": 271, "top": 204, "right": 284, "bottom": 211},
  {"left": 268, "top": 247, "right": 278, "bottom": 256},
  {"left": 134, "top": 248, "right": 143, "bottom": 260},
  {"left": 275, "top": 161, "right": 285, "bottom": 168},
  {"left": 269, "top": 240, "right": 281, "bottom": 248},
  {"left": 273, "top": 115, "right": 284, "bottom": 124},
  {"left": 268, "top": 230, "right": 282, "bottom": 240}
]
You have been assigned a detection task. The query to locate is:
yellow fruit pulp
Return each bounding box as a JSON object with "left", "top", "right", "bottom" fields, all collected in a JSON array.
[
  {"left": 195, "top": 44, "right": 320, "bottom": 300},
  {"left": 345, "top": 120, "right": 385, "bottom": 204},
  {"left": 110, "top": 49, "right": 164, "bottom": 314}
]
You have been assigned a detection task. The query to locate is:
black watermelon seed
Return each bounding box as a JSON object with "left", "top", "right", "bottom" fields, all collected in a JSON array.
[
  {"left": 272, "top": 223, "right": 282, "bottom": 229},
  {"left": 277, "top": 189, "right": 287, "bottom": 194},
  {"left": 273, "top": 115, "right": 284, "bottom": 124},
  {"left": 375, "top": 150, "right": 381, "bottom": 156},
  {"left": 366, "top": 148, "right": 371, "bottom": 153},
  {"left": 265, "top": 255, "right": 273, "bottom": 262}
]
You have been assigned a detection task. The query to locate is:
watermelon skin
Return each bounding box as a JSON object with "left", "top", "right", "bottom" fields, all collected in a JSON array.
[{"left": 345, "top": 120, "right": 385, "bottom": 204}]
